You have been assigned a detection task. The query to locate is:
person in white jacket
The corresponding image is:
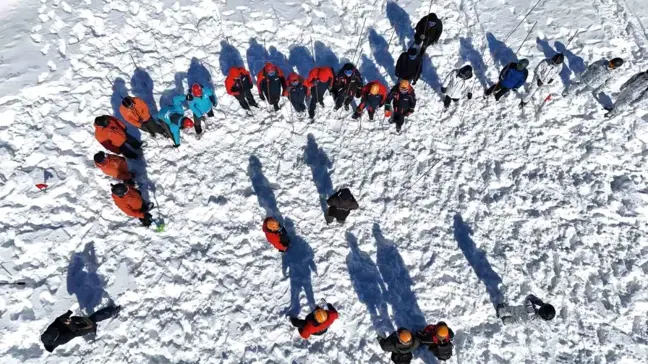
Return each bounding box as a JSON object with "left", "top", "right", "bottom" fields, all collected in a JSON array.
[
  {"left": 519, "top": 53, "right": 564, "bottom": 108},
  {"left": 496, "top": 294, "right": 555, "bottom": 325},
  {"left": 605, "top": 70, "right": 648, "bottom": 117},
  {"left": 562, "top": 57, "right": 624, "bottom": 97},
  {"left": 441, "top": 65, "right": 473, "bottom": 109}
]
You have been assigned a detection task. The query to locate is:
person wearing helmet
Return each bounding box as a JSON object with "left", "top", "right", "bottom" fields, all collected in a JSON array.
[
  {"left": 378, "top": 328, "right": 421, "bottom": 364},
  {"left": 416, "top": 322, "right": 455, "bottom": 361},
  {"left": 225, "top": 66, "right": 258, "bottom": 111},
  {"left": 562, "top": 57, "right": 624, "bottom": 97},
  {"left": 331, "top": 63, "right": 364, "bottom": 111},
  {"left": 304, "top": 66, "right": 335, "bottom": 120},
  {"left": 256, "top": 62, "right": 287, "bottom": 112},
  {"left": 520, "top": 53, "right": 565, "bottom": 108},
  {"left": 185, "top": 83, "right": 217, "bottom": 136},
  {"left": 496, "top": 294, "right": 556, "bottom": 325},
  {"left": 604, "top": 70, "right": 648, "bottom": 117},
  {"left": 325, "top": 187, "right": 359, "bottom": 224},
  {"left": 395, "top": 48, "right": 423, "bottom": 85},
  {"left": 156, "top": 94, "right": 193, "bottom": 147},
  {"left": 353, "top": 80, "right": 388, "bottom": 120},
  {"left": 111, "top": 183, "right": 153, "bottom": 226},
  {"left": 485, "top": 59, "right": 530, "bottom": 101},
  {"left": 284, "top": 72, "right": 309, "bottom": 113},
  {"left": 119, "top": 96, "right": 164, "bottom": 138},
  {"left": 94, "top": 115, "right": 142, "bottom": 159},
  {"left": 385, "top": 80, "right": 416, "bottom": 133},
  {"left": 41, "top": 306, "right": 121, "bottom": 353},
  {"left": 289, "top": 303, "right": 339, "bottom": 339},
  {"left": 93, "top": 151, "right": 133, "bottom": 182},
  {"left": 441, "top": 65, "right": 474, "bottom": 109},
  {"left": 413, "top": 13, "right": 443, "bottom": 55},
  {"left": 262, "top": 217, "right": 290, "bottom": 252}
]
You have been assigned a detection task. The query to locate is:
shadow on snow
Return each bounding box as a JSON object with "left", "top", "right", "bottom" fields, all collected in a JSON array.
[
  {"left": 67, "top": 243, "right": 108, "bottom": 314},
  {"left": 281, "top": 218, "right": 317, "bottom": 317},
  {"left": 303, "top": 134, "right": 334, "bottom": 216}
]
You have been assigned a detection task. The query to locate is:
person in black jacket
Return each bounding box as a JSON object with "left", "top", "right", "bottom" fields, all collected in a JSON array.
[
  {"left": 416, "top": 321, "right": 455, "bottom": 361},
  {"left": 414, "top": 13, "right": 443, "bottom": 54},
  {"left": 325, "top": 188, "right": 359, "bottom": 224},
  {"left": 41, "top": 306, "right": 121, "bottom": 352},
  {"left": 378, "top": 328, "right": 421, "bottom": 364},
  {"left": 331, "top": 63, "right": 364, "bottom": 111},
  {"left": 395, "top": 48, "right": 423, "bottom": 85},
  {"left": 284, "top": 72, "right": 309, "bottom": 113},
  {"left": 385, "top": 80, "right": 416, "bottom": 133}
]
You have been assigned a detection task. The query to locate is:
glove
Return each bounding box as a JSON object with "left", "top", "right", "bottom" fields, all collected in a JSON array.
[
  {"left": 141, "top": 213, "right": 152, "bottom": 227},
  {"left": 259, "top": 93, "right": 265, "bottom": 101},
  {"left": 207, "top": 110, "right": 214, "bottom": 118},
  {"left": 384, "top": 109, "right": 392, "bottom": 117},
  {"left": 548, "top": 79, "right": 554, "bottom": 84},
  {"left": 441, "top": 87, "right": 447, "bottom": 93},
  {"left": 412, "top": 80, "right": 417, "bottom": 85},
  {"left": 352, "top": 112, "right": 361, "bottom": 119},
  {"left": 467, "top": 92, "right": 473, "bottom": 100},
  {"left": 282, "top": 90, "right": 288, "bottom": 97},
  {"left": 186, "top": 94, "right": 194, "bottom": 101},
  {"left": 406, "top": 109, "right": 414, "bottom": 116},
  {"left": 536, "top": 79, "right": 544, "bottom": 87}
]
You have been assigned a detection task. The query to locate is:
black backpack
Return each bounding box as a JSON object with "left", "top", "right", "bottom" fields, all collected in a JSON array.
[{"left": 431, "top": 342, "right": 454, "bottom": 361}]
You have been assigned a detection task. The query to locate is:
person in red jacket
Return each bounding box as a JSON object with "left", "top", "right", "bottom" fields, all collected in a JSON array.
[
  {"left": 93, "top": 151, "right": 133, "bottom": 182},
  {"left": 353, "top": 81, "right": 388, "bottom": 120},
  {"left": 262, "top": 217, "right": 290, "bottom": 252},
  {"left": 290, "top": 303, "right": 339, "bottom": 339},
  {"left": 304, "top": 66, "right": 335, "bottom": 120},
  {"left": 257, "top": 62, "right": 286, "bottom": 112},
  {"left": 111, "top": 183, "right": 152, "bottom": 226},
  {"left": 94, "top": 115, "right": 141, "bottom": 159},
  {"left": 225, "top": 66, "right": 258, "bottom": 111}
]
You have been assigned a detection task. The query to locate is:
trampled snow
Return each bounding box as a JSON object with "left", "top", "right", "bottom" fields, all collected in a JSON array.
[{"left": 1, "top": 0, "right": 647, "bottom": 363}]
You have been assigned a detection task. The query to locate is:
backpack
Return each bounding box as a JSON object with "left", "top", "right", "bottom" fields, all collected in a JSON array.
[{"left": 431, "top": 342, "right": 453, "bottom": 361}]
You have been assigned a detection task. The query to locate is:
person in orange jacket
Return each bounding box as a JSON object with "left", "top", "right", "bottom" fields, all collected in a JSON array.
[
  {"left": 119, "top": 96, "right": 165, "bottom": 138},
  {"left": 304, "top": 66, "right": 335, "bottom": 120},
  {"left": 225, "top": 67, "right": 259, "bottom": 111},
  {"left": 290, "top": 303, "right": 339, "bottom": 339},
  {"left": 94, "top": 116, "right": 141, "bottom": 159},
  {"left": 262, "top": 217, "right": 290, "bottom": 252},
  {"left": 93, "top": 151, "right": 133, "bottom": 182},
  {"left": 284, "top": 72, "right": 310, "bottom": 113},
  {"left": 111, "top": 183, "right": 152, "bottom": 226},
  {"left": 257, "top": 62, "right": 286, "bottom": 112},
  {"left": 353, "top": 81, "right": 388, "bottom": 120}
]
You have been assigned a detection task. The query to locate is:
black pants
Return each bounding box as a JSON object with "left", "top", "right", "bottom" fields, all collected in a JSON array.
[
  {"left": 192, "top": 115, "right": 204, "bottom": 134},
  {"left": 141, "top": 119, "right": 166, "bottom": 138},
  {"left": 262, "top": 89, "right": 281, "bottom": 111},
  {"left": 291, "top": 98, "right": 306, "bottom": 112},
  {"left": 485, "top": 84, "right": 510, "bottom": 101},
  {"left": 391, "top": 352, "right": 413, "bottom": 364},
  {"left": 392, "top": 112, "right": 405, "bottom": 131},
  {"left": 334, "top": 93, "right": 354, "bottom": 110},
  {"left": 235, "top": 89, "right": 257, "bottom": 110},
  {"left": 290, "top": 317, "right": 306, "bottom": 329},
  {"left": 326, "top": 206, "right": 350, "bottom": 223},
  {"left": 443, "top": 96, "right": 459, "bottom": 108},
  {"left": 367, "top": 107, "right": 375, "bottom": 120},
  {"left": 309, "top": 86, "right": 326, "bottom": 119},
  {"left": 89, "top": 306, "right": 118, "bottom": 324},
  {"left": 119, "top": 134, "right": 141, "bottom": 159}
]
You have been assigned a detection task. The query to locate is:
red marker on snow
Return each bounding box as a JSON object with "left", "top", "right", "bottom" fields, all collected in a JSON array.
[{"left": 35, "top": 183, "right": 48, "bottom": 190}]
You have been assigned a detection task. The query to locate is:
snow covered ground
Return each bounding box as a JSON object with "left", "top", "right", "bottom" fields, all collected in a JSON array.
[{"left": 1, "top": 0, "right": 648, "bottom": 363}]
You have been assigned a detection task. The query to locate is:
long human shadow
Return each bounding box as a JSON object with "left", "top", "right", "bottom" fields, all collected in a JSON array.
[
  {"left": 459, "top": 37, "right": 488, "bottom": 88},
  {"left": 111, "top": 77, "right": 142, "bottom": 141},
  {"left": 247, "top": 38, "right": 269, "bottom": 84},
  {"left": 374, "top": 223, "right": 437, "bottom": 364},
  {"left": 303, "top": 134, "right": 334, "bottom": 216},
  {"left": 486, "top": 32, "right": 517, "bottom": 69},
  {"left": 420, "top": 56, "right": 443, "bottom": 97},
  {"left": 268, "top": 46, "right": 289, "bottom": 71},
  {"left": 131, "top": 67, "right": 159, "bottom": 115},
  {"left": 248, "top": 155, "right": 282, "bottom": 219},
  {"left": 159, "top": 72, "right": 187, "bottom": 108},
  {"left": 386, "top": 1, "right": 414, "bottom": 52},
  {"left": 219, "top": 40, "right": 245, "bottom": 76},
  {"left": 346, "top": 232, "right": 393, "bottom": 337},
  {"left": 536, "top": 37, "right": 570, "bottom": 87},
  {"left": 288, "top": 45, "right": 314, "bottom": 77},
  {"left": 360, "top": 54, "right": 388, "bottom": 87},
  {"left": 66, "top": 243, "right": 107, "bottom": 314},
  {"left": 314, "top": 41, "right": 340, "bottom": 71},
  {"left": 368, "top": 28, "right": 397, "bottom": 83},
  {"left": 555, "top": 40, "right": 586, "bottom": 87},
  {"left": 281, "top": 217, "right": 317, "bottom": 317},
  {"left": 453, "top": 213, "right": 504, "bottom": 309},
  {"left": 188, "top": 57, "right": 215, "bottom": 92}
]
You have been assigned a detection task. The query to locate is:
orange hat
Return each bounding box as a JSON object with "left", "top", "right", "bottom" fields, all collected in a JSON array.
[
  {"left": 370, "top": 83, "right": 381, "bottom": 95},
  {"left": 436, "top": 325, "right": 449, "bottom": 339},
  {"left": 399, "top": 80, "right": 410, "bottom": 91},
  {"left": 397, "top": 328, "right": 412, "bottom": 344},
  {"left": 266, "top": 218, "right": 280, "bottom": 231},
  {"left": 314, "top": 308, "right": 328, "bottom": 324}
]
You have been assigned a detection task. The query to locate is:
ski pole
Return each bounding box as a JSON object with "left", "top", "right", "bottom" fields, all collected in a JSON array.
[
  {"left": 515, "top": 21, "right": 538, "bottom": 55},
  {"left": 0, "top": 282, "right": 26, "bottom": 286}
]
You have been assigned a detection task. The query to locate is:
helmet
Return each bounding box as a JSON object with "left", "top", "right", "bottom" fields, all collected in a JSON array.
[
  {"left": 539, "top": 303, "right": 556, "bottom": 320},
  {"left": 111, "top": 183, "right": 128, "bottom": 197},
  {"left": 369, "top": 83, "right": 381, "bottom": 95},
  {"left": 436, "top": 324, "right": 449, "bottom": 339},
  {"left": 458, "top": 65, "right": 473, "bottom": 80},
  {"left": 182, "top": 118, "right": 194, "bottom": 129},
  {"left": 314, "top": 308, "right": 328, "bottom": 324},
  {"left": 288, "top": 73, "right": 301, "bottom": 86},
  {"left": 264, "top": 63, "right": 277, "bottom": 76},
  {"left": 266, "top": 217, "right": 280, "bottom": 231},
  {"left": 191, "top": 83, "right": 203, "bottom": 97},
  {"left": 609, "top": 57, "right": 624, "bottom": 69},
  {"left": 121, "top": 96, "right": 135, "bottom": 109},
  {"left": 399, "top": 80, "right": 410, "bottom": 92},
  {"left": 407, "top": 47, "right": 418, "bottom": 57},
  {"left": 397, "top": 328, "right": 412, "bottom": 345},
  {"left": 93, "top": 151, "right": 106, "bottom": 164},
  {"left": 94, "top": 116, "right": 109, "bottom": 127},
  {"left": 550, "top": 53, "right": 565, "bottom": 65},
  {"left": 516, "top": 59, "right": 530, "bottom": 70}
]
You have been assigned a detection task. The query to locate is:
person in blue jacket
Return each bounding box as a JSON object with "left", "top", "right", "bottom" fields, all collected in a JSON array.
[
  {"left": 156, "top": 94, "right": 194, "bottom": 148},
  {"left": 186, "top": 83, "right": 217, "bottom": 136},
  {"left": 484, "top": 59, "right": 529, "bottom": 101}
]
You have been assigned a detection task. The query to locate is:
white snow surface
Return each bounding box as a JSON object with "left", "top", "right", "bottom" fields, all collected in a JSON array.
[{"left": 1, "top": 0, "right": 648, "bottom": 363}]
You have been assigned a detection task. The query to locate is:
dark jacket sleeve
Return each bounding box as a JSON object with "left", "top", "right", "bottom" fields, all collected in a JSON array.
[
  {"left": 395, "top": 54, "right": 405, "bottom": 78},
  {"left": 379, "top": 333, "right": 398, "bottom": 352},
  {"left": 499, "top": 63, "right": 513, "bottom": 81},
  {"left": 415, "top": 17, "right": 427, "bottom": 35},
  {"left": 326, "top": 192, "right": 340, "bottom": 207},
  {"left": 57, "top": 310, "right": 73, "bottom": 322},
  {"left": 327, "top": 303, "right": 337, "bottom": 313}
]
